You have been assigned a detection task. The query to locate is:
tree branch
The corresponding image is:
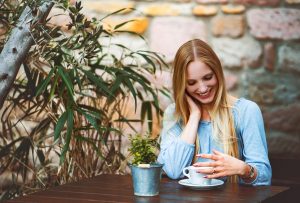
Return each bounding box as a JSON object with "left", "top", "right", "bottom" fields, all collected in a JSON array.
[{"left": 0, "top": 1, "right": 54, "bottom": 109}]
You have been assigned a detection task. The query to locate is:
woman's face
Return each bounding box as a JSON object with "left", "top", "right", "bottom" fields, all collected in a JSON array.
[{"left": 186, "top": 60, "right": 218, "bottom": 105}]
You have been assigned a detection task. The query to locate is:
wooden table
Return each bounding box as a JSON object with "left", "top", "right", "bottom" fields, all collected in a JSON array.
[{"left": 6, "top": 174, "right": 289, "bottom": 203}]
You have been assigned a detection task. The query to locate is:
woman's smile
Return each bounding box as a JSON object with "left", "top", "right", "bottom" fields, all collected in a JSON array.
[{"left": 197, "top": 89, "right": 211, "bottom": 98}]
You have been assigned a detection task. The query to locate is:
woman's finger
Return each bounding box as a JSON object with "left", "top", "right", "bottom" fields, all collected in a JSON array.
[
  {"left": 193, "top": 161, "right": 217, "bottom": 167},
  {"left": 204, "top": 172, "right": 225, "bottom": 179},
  {"left": 204, "top": 167, "right": 226, "bottom": 178},
  {"left": 196, "top": 153, "right": 219, "bottom": 161},
  {"left": 196, "top": 167, "right": 214, "bottom": 174}
]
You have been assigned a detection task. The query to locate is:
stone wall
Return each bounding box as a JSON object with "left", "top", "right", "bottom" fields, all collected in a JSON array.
[{"left": 49, "top": 0, "right": 300, "bottom": 158}]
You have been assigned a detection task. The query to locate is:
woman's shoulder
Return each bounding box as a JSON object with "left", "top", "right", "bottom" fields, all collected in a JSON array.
[
  {"left": 163, "top": 103, "right": 176, "bottom": 121},
  {"left": 162, "top": 103, "right": 180, "bottom": 131},
  {"left": 235, "top": 97, "right": 260, "bottom": 109},
  {"left": 164, "top": 103, "right": 176, "bottom": 115},
  {"left": 234, "top": 97, "right": 262, "bottom": 117}
]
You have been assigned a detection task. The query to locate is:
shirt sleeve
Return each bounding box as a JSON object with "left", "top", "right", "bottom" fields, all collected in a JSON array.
[
  {"left": 237, "top": 101, "right": 272, "bottom": 186},
  {"left": 157, "top": 104, "right": 195, "bottom": 179}
]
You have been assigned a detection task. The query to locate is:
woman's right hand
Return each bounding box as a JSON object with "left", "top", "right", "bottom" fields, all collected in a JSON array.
[
  {"left": 186, "top": 94, "right": 201, "bottom": 119},
  {"left": 180, "top": 94, "right": 201, "bottom": 144}
]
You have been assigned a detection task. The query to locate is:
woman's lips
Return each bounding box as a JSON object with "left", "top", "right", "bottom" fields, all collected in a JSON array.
[{"left": 196, "top": 89, "right": 211, "bottom": 99}]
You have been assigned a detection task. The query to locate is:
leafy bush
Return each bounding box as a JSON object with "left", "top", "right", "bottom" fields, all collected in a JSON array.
[{"left": 128, "top": 134, "right": 159, "bottom": 165}]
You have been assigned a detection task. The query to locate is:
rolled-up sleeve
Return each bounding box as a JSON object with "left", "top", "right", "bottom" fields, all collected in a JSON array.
[
  {"left": 157, "top": 104, "right": 195, "bottom": 179},
  {"left": 238, "top": 101, "right": 272, "bottom": 186}
]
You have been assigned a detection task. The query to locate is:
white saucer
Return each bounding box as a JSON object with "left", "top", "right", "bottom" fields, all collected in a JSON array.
[{"left": 178, "top": 179, "right": 224, "bottom": 190}]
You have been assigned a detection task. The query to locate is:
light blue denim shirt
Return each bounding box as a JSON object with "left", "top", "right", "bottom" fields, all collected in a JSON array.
[{"left": 157, "top": 98, "right": 272, "bottom": 186}]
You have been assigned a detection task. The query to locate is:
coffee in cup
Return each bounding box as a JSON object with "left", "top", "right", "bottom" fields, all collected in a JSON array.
[{"left": 182, "top": 166, "right": 213, "bottom": 185}]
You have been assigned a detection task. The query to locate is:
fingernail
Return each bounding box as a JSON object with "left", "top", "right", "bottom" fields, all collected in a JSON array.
[{"left": 203, "top": 176, "right": 207, "bottom": 178}]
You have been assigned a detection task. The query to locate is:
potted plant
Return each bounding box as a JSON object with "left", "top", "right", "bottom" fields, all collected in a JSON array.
[{"left": 128, "top": 134, "right": 163, "bottom": 196}]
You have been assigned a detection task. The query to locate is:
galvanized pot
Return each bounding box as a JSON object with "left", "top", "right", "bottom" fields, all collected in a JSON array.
[{"left": 130, "top": 163, "right": 163, "bottom": 196}]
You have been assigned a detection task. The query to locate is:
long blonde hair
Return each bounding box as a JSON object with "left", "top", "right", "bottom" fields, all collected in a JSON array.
[{"left": 172, "top": 39, "right": 239, "bottom": 182}]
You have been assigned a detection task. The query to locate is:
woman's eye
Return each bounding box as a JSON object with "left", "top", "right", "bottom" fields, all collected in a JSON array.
[
  {"left": 187, "top": 81, "right": 196, "bottom": 86},
  {"left": 204, "top": 75, "right": 213, "bottom": 80}
]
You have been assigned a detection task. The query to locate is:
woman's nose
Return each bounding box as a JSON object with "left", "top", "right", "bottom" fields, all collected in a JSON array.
[{"left": 198, "top": 82, "right": 208, "bottom": 93}]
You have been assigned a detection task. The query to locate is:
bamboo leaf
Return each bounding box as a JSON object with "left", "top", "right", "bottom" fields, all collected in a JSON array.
[
  {"left": 99, "top": 8, "right": 134, "bottom": 21},
  {"left": 57, "top": 66, "right": 74, "bottom": 95},
  {"left": 77, "top": 108, "right": 99, "bottom": 132},
  {"left": 74, "top": 67, "right": 82, "bottom": 91},
  {"left": 76, "top": 108, "right": 105, "bottom": 144},
  {"left": 136, "top": 53, "right": 156, "bottom": 73},
  {"left": 49, "top": 73, "right": 59, "bottom": 101},
  {"left": 35, "top": 67, "right": 55, "bottom": 96},
  {"left": 82, "top": 69, "right": 113, "bottom": 97},
  {"left": 114, "top": 19, "right": 135, "bottom": 30},
  {"left": 77, "top": 104, "right": 104, "bottom": 119},
  {"left": 139, "top": 50, "right": 169, "bottom": 69},
  {"left": 114, "top": 117, "right": 139, "bottom": 133},
  {"left": 60, "top": 108, "right": 73, "bottom": 165},
  {"left": 113, "top": 30, "right": 145, "bottom": 40},
  {"left": 109, "top": 76, "right": 123, "bottom": 100},
  {"left": 113, "top": 43, "right": 131, "bottom": 51},
  {"left": 54, "top": 111, "right": 68, "bottom": 141},
  {"left": 123, "top": 77, "right": 137, "bottom": 112}
]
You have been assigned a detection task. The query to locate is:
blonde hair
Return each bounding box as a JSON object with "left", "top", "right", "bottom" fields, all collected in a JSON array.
[{"left": 172, "top": 39, "right": 239, "bottom": 182}]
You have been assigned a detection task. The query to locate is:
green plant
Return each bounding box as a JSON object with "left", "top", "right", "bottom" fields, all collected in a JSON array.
[
  {"left": 0, "top": 0, "right": 169, "bottom": 200},
  {"left": 128, "top": 134, "right": 159, "bottom": 165}
]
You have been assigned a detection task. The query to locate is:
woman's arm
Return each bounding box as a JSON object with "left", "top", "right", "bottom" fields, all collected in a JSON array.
[
  {"left": 157, "top": 123, "right": 195, "bottom": 179},
  {"left": 193, "top": 100, "right": 271, "bottom": 186},
  {"left": 157, "top": 98, "right": 201, "bottom": 179},
  {"left": 237, "top": 101, "right": 272, "bottom": 186},
  {"left": 180, "top": 95, "right": 201, "bottom": 144}
]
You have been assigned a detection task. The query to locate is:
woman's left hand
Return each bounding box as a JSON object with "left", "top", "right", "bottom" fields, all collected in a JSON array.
[{"left": 193, "top": 149, "right": 247, "bottom": 179}]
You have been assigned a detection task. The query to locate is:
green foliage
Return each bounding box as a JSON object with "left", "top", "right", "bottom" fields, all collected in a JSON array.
[
  {"left": 0, "top": 0, "right": 169, "bottom": 200},
  {"left": 128, "top": 134, "right": 159, "bottom": 165}
]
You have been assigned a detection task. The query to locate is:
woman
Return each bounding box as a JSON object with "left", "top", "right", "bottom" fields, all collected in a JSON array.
[{"left": 157, "top": 39, "right": 271, "bottom": 185}]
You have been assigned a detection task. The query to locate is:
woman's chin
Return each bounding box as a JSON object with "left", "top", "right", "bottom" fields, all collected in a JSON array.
[{"left": 198, "top": 98, "right": 214, "bottom": 105}]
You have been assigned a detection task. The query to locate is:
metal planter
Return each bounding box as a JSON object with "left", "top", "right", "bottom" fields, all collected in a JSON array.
[{"left": 130, "top": 163, "right": 163, "bottom": 196}]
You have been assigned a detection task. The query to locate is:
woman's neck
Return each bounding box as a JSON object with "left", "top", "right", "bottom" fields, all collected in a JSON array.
[
  {"left": 201, "top": 107, "right": 211, "bottom": 121},
  {"left": 200, "top": 94, "right": 238, "bottom": 121}
]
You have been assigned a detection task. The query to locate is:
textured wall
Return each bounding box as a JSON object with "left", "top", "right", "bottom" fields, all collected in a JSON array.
[{"left": 50, "top": 0, "right": 300, "bottom": 158}]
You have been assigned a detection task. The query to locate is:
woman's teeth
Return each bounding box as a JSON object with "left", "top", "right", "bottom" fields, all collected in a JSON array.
[{"left": 199, "top": 90, "right": 210, "bottom": 96}]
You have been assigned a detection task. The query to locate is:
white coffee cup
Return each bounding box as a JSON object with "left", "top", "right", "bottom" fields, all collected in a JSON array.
[{"left": 182, "top": 166, "right": 212, "bottom": 185}]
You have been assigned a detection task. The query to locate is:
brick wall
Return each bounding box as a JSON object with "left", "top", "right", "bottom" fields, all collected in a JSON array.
[{"left": 50, "top": 0, "right": 300, "bottom": 158}]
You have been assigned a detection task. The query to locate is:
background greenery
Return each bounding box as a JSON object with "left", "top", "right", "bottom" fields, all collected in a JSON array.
[{"left": 0, "top": 0, "right": 168, "bottom": 200}]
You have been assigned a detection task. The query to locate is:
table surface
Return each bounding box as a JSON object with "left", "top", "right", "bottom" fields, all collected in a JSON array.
[{"left": 7, "top": 174, "right": 289, "bottom": 203}]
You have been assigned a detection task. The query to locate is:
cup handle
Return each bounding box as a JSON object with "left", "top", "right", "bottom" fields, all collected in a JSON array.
[{"left": 182, "top": 167, "right": 190, "bottom": 179}]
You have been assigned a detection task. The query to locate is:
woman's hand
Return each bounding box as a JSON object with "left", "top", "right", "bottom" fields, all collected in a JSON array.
[
  {"left": 180, "top": 94, "right": 201, "bottom": 145},
  {"left": 193, "top": 149, "right": 248, "bottom": 179},
  {"left": 186, "top": 94, "right": 201, "bottom": 119}
]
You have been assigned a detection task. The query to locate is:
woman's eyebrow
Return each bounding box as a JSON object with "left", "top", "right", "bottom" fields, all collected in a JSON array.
[
  {"left": 204, "top": 71, "right": 213, "bottom": 76},
  {"left": 186, "top": 71, "right": 214, "bottom": 80}
]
